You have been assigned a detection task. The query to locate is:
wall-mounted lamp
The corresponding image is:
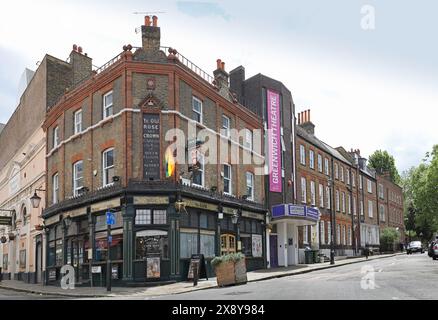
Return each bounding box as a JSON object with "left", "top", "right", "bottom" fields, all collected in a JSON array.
[{"left": 30, "top": 188, "right": 46, "bottom": 209}]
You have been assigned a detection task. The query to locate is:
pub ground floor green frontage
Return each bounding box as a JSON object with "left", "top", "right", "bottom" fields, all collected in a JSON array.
[{"left": 42, "top": 181, "right": 267, "bottom": 287}]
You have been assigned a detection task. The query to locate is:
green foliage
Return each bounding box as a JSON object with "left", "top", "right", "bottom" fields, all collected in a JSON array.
[
  {"left": 211, "top": 253, "right": 245, "bottom": 268},
  {"left": 401, "top": 145, "right": 438, "bottom": 241},
  {"left": 380, "top": 227, "right": 399, "bottom": 244},
  {"left": 368, "top": 150, "right": 401, "bottom": 184}
]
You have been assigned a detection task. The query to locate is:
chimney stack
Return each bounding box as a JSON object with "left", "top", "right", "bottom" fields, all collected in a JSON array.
[
  {"left": 213, "top": 58, "right": 229, "bottom": 90},
  {"left": 229, "top": 66, "right": 245, "bottom": 105},
  {"left": 298, "top": 109, "right": 315, "bottom": 135},
  {"left": 142, "top": 15, "right": 161, "bottom": 52},
  {"left": 69, "top": 44, "right": 92, "bottom": 86}
]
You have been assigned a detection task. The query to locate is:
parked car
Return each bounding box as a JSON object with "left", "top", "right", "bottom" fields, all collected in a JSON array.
[
  {"left": 407, "top": 241, "right": 424, "bottom": 254},
  {"left": 428, "top": 241, "right": 438, "bottom": 260}
]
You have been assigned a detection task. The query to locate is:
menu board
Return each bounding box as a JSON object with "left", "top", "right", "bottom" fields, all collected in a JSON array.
[{"left": 143, "top": 113, "right": 160, "bottom": 180}]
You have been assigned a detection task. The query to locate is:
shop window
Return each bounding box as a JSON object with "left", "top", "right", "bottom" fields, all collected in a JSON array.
[
  {"left": 241, "top": 236, "right": 252, "bottom": 256},
  {"left": 48, "top": 242, "right": 56, "bottom": 266},
  {"left": 200, "top": 233, "right": 215, "bottom": 258},
  {"left": 55, "top": 240, "right": 63, "bottom": 266},
  {"left": 95, "top": 231, "right": 124, "bottom": 261},
  {"left": 190, "top": 212, "right": 199, "bottom": 228},
  {"left": 136, "top": 231, "right": 168, "bottom": 260},
  {"left": 180, "top": 232, "right": 198, "bottom": 258},
  {"left": 200, "top": 214, "right": 208, "bottom": 229}
]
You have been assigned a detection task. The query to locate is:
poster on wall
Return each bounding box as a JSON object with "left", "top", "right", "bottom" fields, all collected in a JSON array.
[
  {"left": 143, "top": 113, "right": 161, "bottom": 180},
  {"left": 146, "top": 257, "right": 161, "bottom": 278},
  {"left": 266, "top": 89, "right": 282, "bottom": 193},
  {"left": 252, "top": 234, "right": 263, "bottom": 258}
]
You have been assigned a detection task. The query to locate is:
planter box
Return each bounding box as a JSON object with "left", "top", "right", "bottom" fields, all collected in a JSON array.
[{"left": 215, "top": 258, "right": 247, "bottom": 287}]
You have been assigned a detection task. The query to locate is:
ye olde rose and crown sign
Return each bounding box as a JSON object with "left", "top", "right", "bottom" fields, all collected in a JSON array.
[
  {"left": 267, "top": 89, "right": 282, "bottom": 193},
  {"left": 143, "top": 113, "right": 161, "bottom": 180}
]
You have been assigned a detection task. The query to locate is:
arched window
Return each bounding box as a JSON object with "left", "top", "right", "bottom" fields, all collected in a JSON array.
[{"left": 21, "top": 205, "right": 27, "bottom": 226}]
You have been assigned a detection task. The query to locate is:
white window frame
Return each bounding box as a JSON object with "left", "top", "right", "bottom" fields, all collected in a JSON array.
[
  {"left": 317, "top": 154, "right": 323, "bottom": 172},
  {"left": 52, "top": 173, "right": 59, "bottom": 204},
  {"left": 324, "top": 158, "right": 329, "bottom": 175},
  {"left": 340, "top": 166, "right": 344, "bottom": 182},
  {"left": 360, "top": 175, "right": 363, "bottom": 190},
  {"left": 192, "top": 96, "right": 204, "bottom": 123},
  {"left": 309, "top": 150, "right": 315, "bottom": 169},
  {"left": 343, "top": 225, "right": 347, "bottom": 245},
  {"left": 368, "top": 200, "right": 373, "bottom": 218},
  {"left": 222, "top": 115, "right": 231, "bottom": 138},
  {"left": 73, "top": 160, "right": 84, "bottom": 196},
  {"left": 245, "top": 129, "right": 253, "bottom": 151},
  {"left": 74, "top": 109, "right": 82, "bottom": 134},
  {"left": 310, "top": 181, "right": 316, "bottom": 206},
  {"left": 335, "top": 190, "right": 340, "bottom": 211},
  {"left": 378, "top": 184, "right": 384, "bottom": 199},
  {"left": 103, "top": 91, "right": 113, "bottom": 119},
  {"left": 352, "top": 172, "right": 355, "bottom": 187},
  {"left": 341, "top": 192, "right": 346, "bottom": 213},
  {"left": 348, "top": 227, "right": 352, "bottom": 246},
  {"left": 367, "top": 179, "right": 373, "bottom": 193},
  {"left": 380, "top": 204, "right": 385, "bottom": 222},
  {"left": 319, "top": 184, "right": 324, "bottom": 208},
  {"left": 301, "top": 177, "right": 307, "bottom": 203},
  {"left": 192, "top": 152, "right": 205, "bottom": 187},
  {"left": 327, "top": 221, "right": 332, "bottom": 245},
  {"left": 102, "top": 148, "right": 115, "bottom": 187},
  {"left": 346, "top": 170, "right": 350, "bottom": 185},
  {"left": 326, "top": 186, "right": 331, "bottom": 209},
  {"left": 336, "top": 224, "right": 341, "bottom": 245},
  {"left": 347, "top": 194, "right": 351, "bottom": 214},
  {"left": 353, "top": 196, "right": 357, "bottom": 215},
  {"left": 360, "top": 200, "right": 364, "bottom": 216},
  {"left": 334, "top": 163, "right": 339, "bottom": 179},
  {"left": 223, "top": 164, "right": 232, "bottom": 195},
  {"left": 300, "top": 145, "right": 306, "bottom": 165},
  {"left": 53, "top": 126, "right": 59, "bottom": 148},
  {"left": 246, "top": 172, "right": 254, "bottom": 201}
]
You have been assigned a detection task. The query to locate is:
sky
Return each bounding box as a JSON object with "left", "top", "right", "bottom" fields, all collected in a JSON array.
[{"left": 0, "top": 0, "right": 437, "bottom": 173}]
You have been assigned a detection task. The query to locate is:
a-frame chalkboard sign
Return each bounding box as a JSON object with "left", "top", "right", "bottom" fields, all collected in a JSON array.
[{"left": 187, "top": 254, "right": 208, "bottom": 281}]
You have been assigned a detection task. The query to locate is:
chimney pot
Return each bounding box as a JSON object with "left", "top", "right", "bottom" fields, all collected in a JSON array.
[
  {"left": 73, "top": 44, "right": 78, "bottom": 51},
  {"left": 221, "top": 62, "right": 225, "bottom": 71},
  {"left": 145, "top": 16, "right": 151, "bottom": 26},
  {"left": 216, "top": 59, "right": 222, "bottom": 70},
  {"left": 152, "top": 15, "right": 158, "bottom": 27},
  {"left": 78, "top": 46, "right": 83, "bottom": 54},
  {"left": 303, "top": 110, "right": 307, "bottom": 123},
  {"left": 308, "top": 109, "right": 311, "bottom": 122}
]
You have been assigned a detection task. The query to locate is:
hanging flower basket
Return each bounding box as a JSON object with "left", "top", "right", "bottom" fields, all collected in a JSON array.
[
  {"left": 211, "top": 253, "right": 247, "bottom": 287},
  {"left": 0, "top": 236, "right": 7, "bottom": 243},
  {"left": 8, "top": 233, "right": 15, "bottom": 240}
]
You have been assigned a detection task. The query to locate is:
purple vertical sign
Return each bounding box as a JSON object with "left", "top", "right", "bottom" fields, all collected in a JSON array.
[{"left": 267, "top": 89, "right": 282, "bottom": 193}]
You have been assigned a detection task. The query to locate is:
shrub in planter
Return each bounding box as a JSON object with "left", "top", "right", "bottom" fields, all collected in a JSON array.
[{"left": 211, "top": 253, "right": 247, "bottom": 287}]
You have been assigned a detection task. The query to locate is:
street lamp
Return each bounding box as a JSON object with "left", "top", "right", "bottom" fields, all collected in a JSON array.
[
  {"left": 30, "top": 189, "right": 46, "bottom": 209},
  {"left": 231, "top": 211, "right": 239, "bottom": 225}
]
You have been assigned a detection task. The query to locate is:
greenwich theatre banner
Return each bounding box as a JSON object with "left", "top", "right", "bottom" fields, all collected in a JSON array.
[{"left": 267, "top": 89, "right": 282, "bottom": 193}]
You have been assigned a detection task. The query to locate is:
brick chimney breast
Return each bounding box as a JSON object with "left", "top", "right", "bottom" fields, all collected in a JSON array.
[{"left": 213, "top": 59, "right": 230, "bottom": 99}]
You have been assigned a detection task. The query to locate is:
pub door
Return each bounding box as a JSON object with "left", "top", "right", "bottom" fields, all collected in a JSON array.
[
  {"left": 136, "top": 230, "right": 169, "bottom": 281},
  {"left": 220, "top": 234, "right": 236, "bottom": 255}
]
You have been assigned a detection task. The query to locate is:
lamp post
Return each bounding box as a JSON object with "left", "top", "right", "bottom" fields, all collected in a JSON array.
[{"left": 231, "top": 210, "right": 240, "bottom": 253}]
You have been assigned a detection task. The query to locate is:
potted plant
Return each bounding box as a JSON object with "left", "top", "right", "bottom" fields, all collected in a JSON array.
[{"left": 211, "top": 252, "right": 247, "bottom": 287}]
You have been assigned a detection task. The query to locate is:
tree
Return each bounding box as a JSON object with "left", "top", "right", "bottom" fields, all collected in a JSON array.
[
  {"left": 368, "top": 150, "right": 401, "bottom": 184},
  {"left": 380, "top": 227, "right": 400, "bottom": 252},
  {"left": 401, "top": 145, "right": 438, "bottom": 242}
]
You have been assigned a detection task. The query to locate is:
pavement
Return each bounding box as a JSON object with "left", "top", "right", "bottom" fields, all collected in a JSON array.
[{"left": 0, "top": 252, "right": 403, "bottom": 299}]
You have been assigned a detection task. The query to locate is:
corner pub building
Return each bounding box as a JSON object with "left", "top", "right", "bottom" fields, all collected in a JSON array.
[{"left": 42, "top": 16, "right": 267, "bottom": 286}]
